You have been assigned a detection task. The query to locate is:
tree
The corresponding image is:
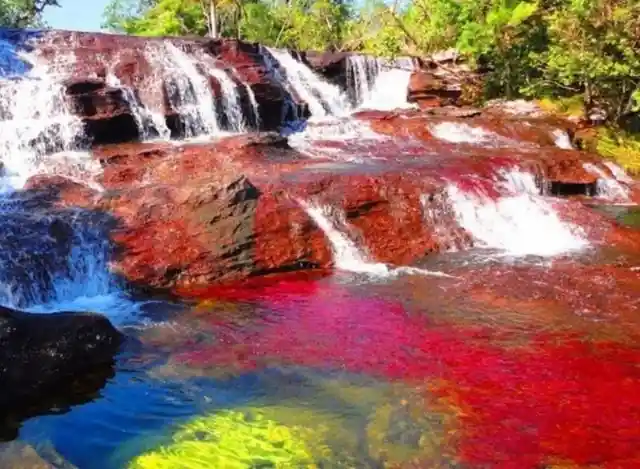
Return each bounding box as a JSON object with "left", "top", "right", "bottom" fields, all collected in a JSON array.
[
  {"left": 530, "top": 0, "right": 640, "bottom": 123},
  {"left": 0, "top": 0, "right": 60, "bottom": 27}
]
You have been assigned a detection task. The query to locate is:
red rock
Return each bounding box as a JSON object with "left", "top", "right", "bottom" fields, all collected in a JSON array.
[{"left": 407, "top": 70, "right": 462, "bottom": 109}]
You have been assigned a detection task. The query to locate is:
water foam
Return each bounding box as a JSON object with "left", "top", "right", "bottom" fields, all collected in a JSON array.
[
  {"left": 299, "top": 200, "right": 452, "bottom": 278},
  {"left": 265, "top": 47, "right": 350, "bottom": 119},
  {"left": 358, "top": 68, "right": 416, "bottom": 111},
  {"left": 158, "top": 43, "right": 220, "bottom": 138},
  {"left": 106, "top": 73, "right": 171, "bottom": 141},
  {"left": 583, "top": 162, "right": 631, "bottom": 202},
  {"left": 430, "top": 122, "right": 505, "bottom": 145},
  {"left": 447, "top": 169, "right": 588, "bottom": 257},
  {"left": 0, "top": 46, "right": 100, "bottom": 191}
]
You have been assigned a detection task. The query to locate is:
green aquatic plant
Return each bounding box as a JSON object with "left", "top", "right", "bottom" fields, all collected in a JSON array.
[
  {"left": 128, "top": 407, "right": 337, "bottom": 468},
  {"left": 595, "top": 128, "right": 640, "bottom": 175}
]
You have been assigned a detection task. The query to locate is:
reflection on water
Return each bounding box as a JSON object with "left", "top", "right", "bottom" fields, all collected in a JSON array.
[{"left": 12, "top": 254, "right": 640, "bottom": 468}]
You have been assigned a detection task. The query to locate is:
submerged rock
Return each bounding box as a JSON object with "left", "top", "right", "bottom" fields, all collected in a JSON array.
[
  {"left": 0, "top": 307, "right": 122, "bottom": 439},
  {"left": 0, "top": 441, "right": 76, "bottom": 469}
]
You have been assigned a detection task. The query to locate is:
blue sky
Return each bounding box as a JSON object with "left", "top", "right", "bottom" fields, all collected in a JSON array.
[{"left": 43, "top": 0, "right": 111, "bottom": 32}]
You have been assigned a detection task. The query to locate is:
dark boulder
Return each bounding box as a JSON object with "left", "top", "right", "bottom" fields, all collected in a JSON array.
[{"left": 0, "top": 307, "right": 122, "bottom": 439}]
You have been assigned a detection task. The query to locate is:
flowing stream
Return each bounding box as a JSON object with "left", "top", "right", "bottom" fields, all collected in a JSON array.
[{"left": 1, "top": 30, "right": 639, "bottom": 469}]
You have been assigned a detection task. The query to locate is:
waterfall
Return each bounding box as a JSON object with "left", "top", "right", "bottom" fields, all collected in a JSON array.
[
  {"left": 583, "top": 162, "right": 631, "bottom": 202},
  {"left": 203, "top": 65, "right": 246, "bottom": 132},
  {"left": 106, "top": 73, "right": 171, "bottom": 141},
  {"left": 552, "top": 129, "right": 574, "bottom": 149},
  {"left": 299, "top": 200, "right": 452, "bottom": 277},
  {"left": 0, "top": 38, "right": 135, "bottom": 321},
  {"left": 0, "top": 45, "right": 98, "bottom": 191},
  {"left": 346, "top": 55, "right": 381, "bottom": 107},
  {"left": 264, "top": 47, "right": 350, "bottom": 119},
  {"left": 357, "top": 57, "right": 416, "bottom": 111},
  {"left": 447, "top": 168, "right": 588, "bottom": 257},
  {"left": 159, "top": 43, "right": 220, "bottom": 138}
]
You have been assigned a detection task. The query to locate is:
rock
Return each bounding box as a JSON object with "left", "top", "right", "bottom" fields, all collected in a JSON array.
[
  {"left": 0, "top": 442, "right": 76, "bottom": 469},
  {"left": 0, "top": 307, "right": 122, "bottom": 439},
  {"left": 408, "top": 53, "right": 482, "bottom": 109},
  {"left": 407, "top": 70, "right": 463, "bottom": 108}
]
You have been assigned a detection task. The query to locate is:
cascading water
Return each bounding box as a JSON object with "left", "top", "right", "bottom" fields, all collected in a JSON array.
[
  {"left": 430, "top": 122, "right": 508, "bottom": 146},
  {"left": 346, "top": 55, "right": 381, "bottom": 107},
  {"left": 264, "top": 47, "right": 350, "bottom": 119},
  {"left": 552, "top": 129, "right": 574, "bottom": 149},
  {"left": 583, "top": 162, "right": 631, "bottom": 202},
  {"left": 446, "top": 168, "right": 589, "bottom": 257},
  {"left": 0, "top": 43, "right": 100, "bottom": 191},
  {"left": 156, "top": 42, "right": 220, "bottom": 138},
  {"left": 106, "top": 73, "right": 171, "bottom": 141},
  {"left": 299, "top": 200, "right": 452, "bottom": 277},
  {"left": 357, "top": 57, "right": 416, "bottom": 111},
  {"left": 203, "top": 65, "right": 246, "bottom": 132},
  {"left": 0, "top": 37, "right": 135, "bottom": 322}
]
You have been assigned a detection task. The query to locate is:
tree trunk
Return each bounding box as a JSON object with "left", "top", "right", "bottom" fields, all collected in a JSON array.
[{"left": 203, "top": 0, "right": 218, "bottom": 38}]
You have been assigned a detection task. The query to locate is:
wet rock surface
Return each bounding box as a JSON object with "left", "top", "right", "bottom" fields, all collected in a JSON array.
[{"left": 0, "top": 307, "right": 122, "bottom": 439}]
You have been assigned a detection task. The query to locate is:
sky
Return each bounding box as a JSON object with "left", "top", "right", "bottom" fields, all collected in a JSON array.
[{"left": 43, "top": 0, "right": 111, "bottom": 32}]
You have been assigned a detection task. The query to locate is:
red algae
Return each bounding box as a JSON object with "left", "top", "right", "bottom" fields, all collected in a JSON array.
[{"left": 174, "top": 278, "right": 640, "bottom": 468}]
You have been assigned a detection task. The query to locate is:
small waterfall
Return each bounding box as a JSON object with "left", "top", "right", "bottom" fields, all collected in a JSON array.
[
  {"left": 583, "top": 162, "right": 631, "bottom": 202},
  {"left": 357, "top": 57, "right": 416, "bottom": 111},
  {"left": 300, "top": 200, "right": 451, "bottom": 277},
  {"left": 552, "top": 129, "right": 574, "bottom": 149},
  {"left": 0, "top": 38, "right": 135, "bottom": 321},
  {"left": 346, "top": 55, "right": 381, "bottom": 107},
  {"left": 430, "top": 122, "right": 504, "bottom": 145},
  {"left": 160, "top": 43, "right": 220, "bottom": 138},
  {"left": 603, "top": 161, "right": 634, "bottom": 184},
  {"left": 264, "top": 47, "right": 350, "bottom": 119},
  {"left": 106, "top": 73, "right": 171, "bottom": 140},
  {"left": 447, "top": 168, "right": 588, "bottom": 257},
  {"left": 0, "top": 44, "right": 102, "bottom": 192},
  {"left": 204, "top": 65, "right": 245, "bottom": 132},
  {"left": 228, "top": 67, "right": 260, "bottom": 128}
]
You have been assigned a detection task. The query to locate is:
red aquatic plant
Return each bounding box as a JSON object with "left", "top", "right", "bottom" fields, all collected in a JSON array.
[{"left": 176, "top": 277, "right": 640, "bottom": 468}]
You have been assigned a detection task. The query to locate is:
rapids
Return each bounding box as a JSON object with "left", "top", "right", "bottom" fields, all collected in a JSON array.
[{"left": 0, "top": 29, "right": 639, "bottom": 468}]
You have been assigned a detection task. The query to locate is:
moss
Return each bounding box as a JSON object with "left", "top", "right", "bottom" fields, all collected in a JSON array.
[
  {"left": 536, "top": 95, "right": 585, "bottom": 118},
  {"left": 128, "top": 408, "right": 330, "bottom": 468},
  {"left": 594, "top": 128, "right": 640, "bottom": 175}
]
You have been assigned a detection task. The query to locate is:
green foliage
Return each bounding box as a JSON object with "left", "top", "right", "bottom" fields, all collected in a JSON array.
[
  {"left": 595, "top": 127, "right": 640, "bottom": 174},
  {"left": 0, "top": 0, "right": 59, "bottom": 27}
]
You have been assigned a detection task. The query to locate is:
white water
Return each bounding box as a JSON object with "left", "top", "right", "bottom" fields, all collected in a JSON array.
[
  {"left": 346, "top": 55, "right": 381, "bottom": 106},
  {"left": 158, "top": 43, "right": 220, "bottom": 137},
  {"left": 106, "top": 73, "right": 171, "bottom": 141},
  {"left": 0, "top": 39, "right": 137, "bottom": 321},
  {"left": 447, "top": 169, "right": 589, "bottom": 257},
  {"left": 603, "top": 161, "right": 634, "bottom": 184},
  {"left": 552, "top": 129, "right": 574, "bottom": 149},
  {"left": 300, "top": 200, "right": 452, "bottom": 278},
  {"left": 430, "top": 122, "right": 502, "bottom": 145},
  {"left": 204, "top": 65, "right": 246, "bottom": 132},
  {"left": 0, "top": 46, "right": 101, "bottom": 191},
  {"left": 583, "top": 162, "right": 631, "bottom": 202},
  {"left": 265, "top": 47, "right": 350, "bottom": 119},
  {"left": 358, "top": 61, "right": 416, "bottom": 111}
]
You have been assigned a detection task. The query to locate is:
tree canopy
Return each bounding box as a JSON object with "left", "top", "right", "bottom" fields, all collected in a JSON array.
[
  {"left": 100, "top": 0, "right": 640, "bottom": 125},
  {"left": 0, "top": 0, "right": 59, "bottom": 28}
]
